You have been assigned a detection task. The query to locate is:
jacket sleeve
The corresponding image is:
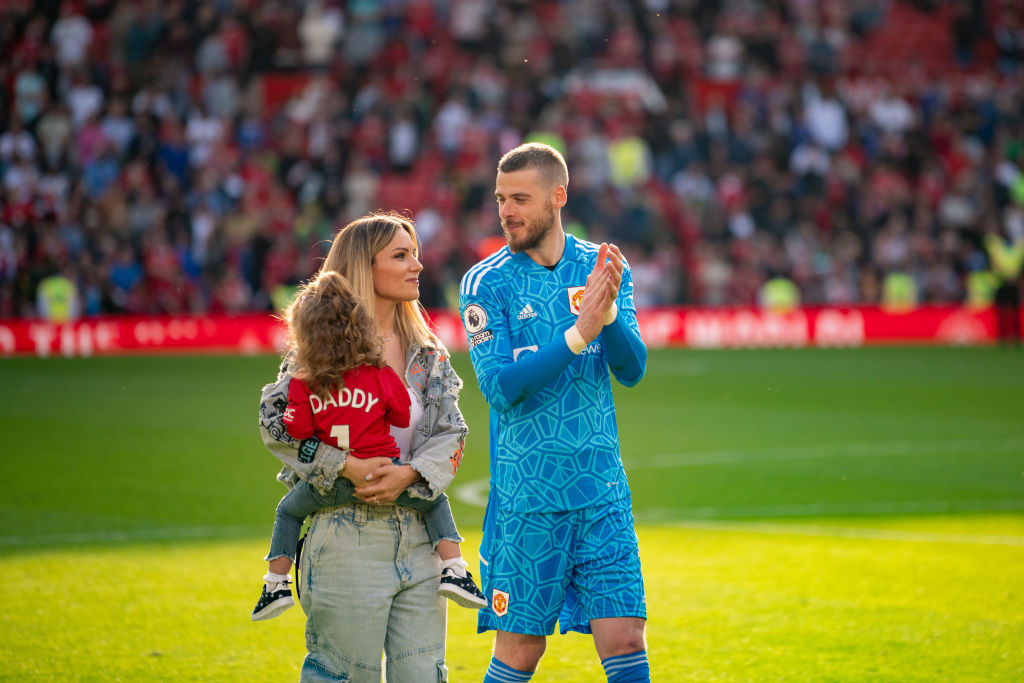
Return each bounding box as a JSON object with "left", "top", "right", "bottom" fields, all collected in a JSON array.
[
  {"left": 404, "top": 346, "right": 467, "bottom": 501},
  {"left": 258, "top": 356, "right": 348, "bottom": 493}
]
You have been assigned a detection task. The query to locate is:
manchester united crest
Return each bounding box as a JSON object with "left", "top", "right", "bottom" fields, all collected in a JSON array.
[
  {"left": 491, "top": 589, "right": 509, "bottom": 617},
  {"left": 566, "top": 286, "right": 585, "bottom": 315}
]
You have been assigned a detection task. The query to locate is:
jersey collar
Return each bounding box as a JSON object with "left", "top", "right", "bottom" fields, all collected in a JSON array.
[{"left": 512, "top": 232, "right": 576, "bottom": 272}]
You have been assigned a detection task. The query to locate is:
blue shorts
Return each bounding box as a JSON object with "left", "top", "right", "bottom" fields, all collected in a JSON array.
[{"left": 476, "top": 496, "right": 646, "bottom": 636}]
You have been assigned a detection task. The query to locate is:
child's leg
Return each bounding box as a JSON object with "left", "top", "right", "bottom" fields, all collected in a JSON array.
[
  {"left": 254, "top": 480, "right": 334, "bottom": 621},
  {"left": 265, "top": 480, "right": 323, "bottom": 572},
  {"left": 268, "top": 555, "right": 292, "bottom": 576},
  {"left": 435, "top": 539, "right": 461, "bottom": 561},
  {"left": 391, "top": 492, "right": 469, "bottom": 564},
  {"left": 410, "top": 494, "right": 487, "bottom": 608},
  {"left": 391, "top": 491, "right": 463, "bottom": 550}
]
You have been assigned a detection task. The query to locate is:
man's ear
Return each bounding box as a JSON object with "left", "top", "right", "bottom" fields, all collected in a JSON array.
[{"left": 552, "top": 184, "right": 567, "bottom": 209}]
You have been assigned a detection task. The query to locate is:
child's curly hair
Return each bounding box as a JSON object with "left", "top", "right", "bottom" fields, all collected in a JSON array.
[{"left": 285, "top": 270, "right": 385, "bottom": 399}]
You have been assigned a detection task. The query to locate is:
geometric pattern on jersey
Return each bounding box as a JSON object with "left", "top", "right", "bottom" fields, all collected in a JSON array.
[
  {"left": 476, "top": 495, "right": 646, "bottom": 636},
  {"left": 459, "top": 234, "right": 643, "bottom": 513}
]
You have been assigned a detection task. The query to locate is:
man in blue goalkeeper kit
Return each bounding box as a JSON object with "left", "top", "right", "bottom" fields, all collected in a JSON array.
[{"left": 460, "top": 142, "right": 650, "bottom": 683}]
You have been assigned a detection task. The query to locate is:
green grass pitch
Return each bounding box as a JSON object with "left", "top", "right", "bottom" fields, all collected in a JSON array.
[{"left": 1, "top": 347, "right": 1023, "bottom": 681}]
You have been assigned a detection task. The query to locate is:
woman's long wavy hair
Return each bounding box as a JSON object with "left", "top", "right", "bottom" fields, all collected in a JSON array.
[
  {"left": 285, "top": 270, "right": 384, "bottom": 399},
  {"left": 321, "top": 212, "right": 437, "bottom": 351}
]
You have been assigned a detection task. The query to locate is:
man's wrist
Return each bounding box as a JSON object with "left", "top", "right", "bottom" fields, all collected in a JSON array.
[
  {"left": 604, "top": 302, "right": 618, "bottom": 326},
  {"left": 565, "top": 325, "right": 587, "bottom": 354}
]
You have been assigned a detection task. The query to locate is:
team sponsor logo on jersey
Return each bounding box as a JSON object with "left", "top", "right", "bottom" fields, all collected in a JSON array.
[
  {"left": 463, "top": 304, "right": 488, "bottom": 334},
  {"left": 469, "top": 329, "right": 494, "bottom": 348},
  {"left": 517, "top": 303, "right": 538, "bottom": 320},
  {"left": 567, "top": 286, "right": 585, "bottom": 315},
  {"left": 491, "top": 589, "right": 509, "bottom": 617}
]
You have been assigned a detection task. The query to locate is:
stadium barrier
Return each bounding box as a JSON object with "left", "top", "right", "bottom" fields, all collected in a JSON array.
[{"left": 0, "top": 305, "right": 1015, "bottom": 358}]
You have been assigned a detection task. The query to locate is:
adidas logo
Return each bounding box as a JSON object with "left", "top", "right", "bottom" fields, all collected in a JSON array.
[{"left": 517, "top": 303, "right": 538, "bottom": 320}]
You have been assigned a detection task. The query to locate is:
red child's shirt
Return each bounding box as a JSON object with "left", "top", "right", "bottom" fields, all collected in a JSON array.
[{"left": 282, "top": 364, "right": 411, "bottom": 459}]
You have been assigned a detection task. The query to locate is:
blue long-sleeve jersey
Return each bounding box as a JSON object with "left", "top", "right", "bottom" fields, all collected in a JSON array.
[{"left": 459, "top": 234, "right": 647, "bottom": 513}]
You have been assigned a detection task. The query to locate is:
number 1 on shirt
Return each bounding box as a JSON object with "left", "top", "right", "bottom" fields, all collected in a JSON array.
[{"left": 330, "top": 424, "right": 350, "bottom": 450}]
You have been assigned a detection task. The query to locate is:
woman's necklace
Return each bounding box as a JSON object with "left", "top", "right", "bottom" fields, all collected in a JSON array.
[{"left": 380, "top": 328, "right": 398, "bottom": 345}]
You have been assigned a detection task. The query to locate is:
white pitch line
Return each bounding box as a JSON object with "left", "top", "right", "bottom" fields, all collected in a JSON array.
[
  {"left": 665, "top": 519, "right": 1024, "bottom": 547},
  {"left": 453, "top": 436, "right": 1024, "bottom": 509},
  {"left": 625, "top": 436, "right": 1024, "bottom": 470},
  {"left": 453, "top": 478, "right": 491, "bottom": 508},
  {"left": 453, "top": 479, "right": 1024, "bottom": 520},
  {"left": 635, "top": 499, "right": 1024, "bottom": 520},
  {"left": 0, "top": 525, "right": 259, "bottom": 547}
]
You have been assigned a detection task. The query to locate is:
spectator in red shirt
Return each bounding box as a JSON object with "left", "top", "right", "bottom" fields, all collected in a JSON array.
[{"left": 251, "top": 269, "right": 484, "bottom": 622}]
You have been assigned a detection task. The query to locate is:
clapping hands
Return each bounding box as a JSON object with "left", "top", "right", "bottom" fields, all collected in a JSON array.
[{"left": 576, "top": 243, "right": 623, "bottom": 344}]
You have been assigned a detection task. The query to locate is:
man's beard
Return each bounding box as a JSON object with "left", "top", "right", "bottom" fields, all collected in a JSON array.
[{"left": 503, "top": 202, "right": 556, "bottom": 253}]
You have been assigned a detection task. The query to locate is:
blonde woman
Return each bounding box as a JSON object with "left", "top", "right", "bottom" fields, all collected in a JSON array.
[
  {"left": 252, "top": 270, "right": 484, "bottom": 622},
  {"left": 258, "top": 213, "right": 476, "bottom": 682}
]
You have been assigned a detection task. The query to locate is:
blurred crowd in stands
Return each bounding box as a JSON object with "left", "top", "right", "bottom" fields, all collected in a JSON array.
[{"left": 2, "top": 0, "right": 1024, "bottom": 321}]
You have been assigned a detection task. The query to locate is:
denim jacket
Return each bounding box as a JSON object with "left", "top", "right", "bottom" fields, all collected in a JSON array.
[{"left": 258, "top": 341, "right": 468, "bottom": 500}]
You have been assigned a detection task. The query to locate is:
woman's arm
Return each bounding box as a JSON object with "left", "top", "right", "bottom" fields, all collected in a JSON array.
[
  {"left": 259, "top": 361, "right": 348, "bottom": 492},
  {"left": 407, "top": 347, "right": 468, "bottom": 499}
]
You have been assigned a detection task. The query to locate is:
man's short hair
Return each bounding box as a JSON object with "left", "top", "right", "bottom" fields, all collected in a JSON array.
[{"left": 497, "top": 142, "right": 569, "bottom": 190}]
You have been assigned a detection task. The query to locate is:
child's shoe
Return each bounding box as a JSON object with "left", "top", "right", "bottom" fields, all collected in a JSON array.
[
  {"left": 439, "top": 565, "right": 488, "bottom": 609},
  {"left": 251, "top": 577, "right": 294, "bottom": 621}
]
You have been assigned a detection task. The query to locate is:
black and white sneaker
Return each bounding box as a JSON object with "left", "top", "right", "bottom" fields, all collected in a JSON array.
[
  {"left": 438, "top": 567, "right": 488, "bottom": 609},
  {"left": 251, "top": 579, "right": 294, "bottom": 621}
]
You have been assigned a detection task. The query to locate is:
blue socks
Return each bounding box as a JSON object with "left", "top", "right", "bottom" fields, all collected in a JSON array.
[
  {"left": 483, "top": 657, "right": 533, "bottom": 682},
  {"left": 483, "top": 650, "right": 649, "bottom": 682},
  {"left": 601, "top": 650, "right": 651, "bottom": 682}
]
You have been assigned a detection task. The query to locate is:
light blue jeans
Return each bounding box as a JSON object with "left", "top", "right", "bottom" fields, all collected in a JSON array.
[
  {"left": 266, "top": 477, "right": 462, "bottom": 563},
  {"left": 298, "top": 503, "right": 448, "bottom": 683}
]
